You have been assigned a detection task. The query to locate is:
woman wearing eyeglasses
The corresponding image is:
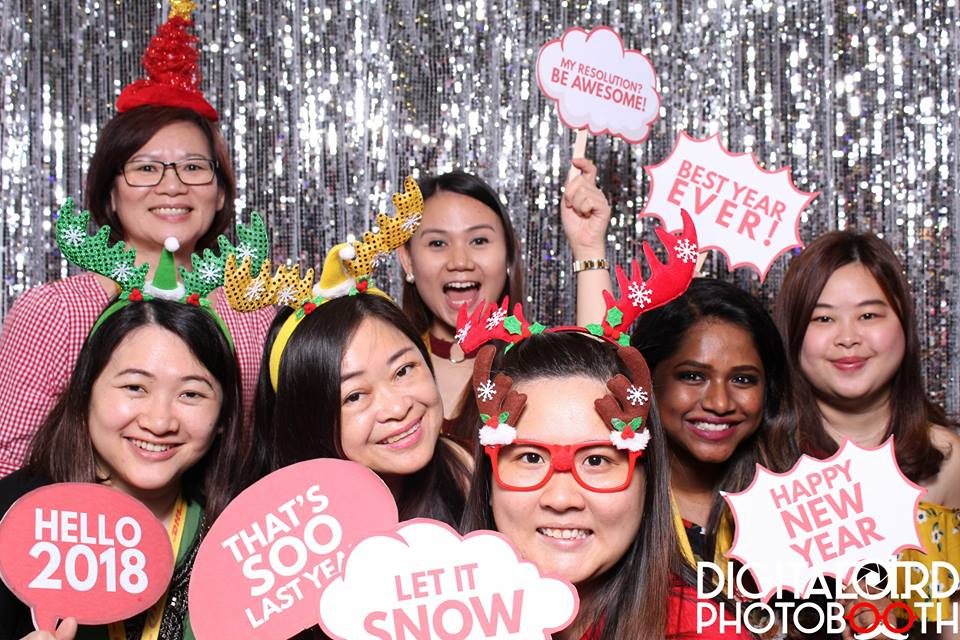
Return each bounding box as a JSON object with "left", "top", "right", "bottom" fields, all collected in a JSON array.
[
  {"left": 0, "top": 106, "right": 275, "bottom": 477},
  {"left": 460, "top": 333, "right": 753, "bottom": 639}
]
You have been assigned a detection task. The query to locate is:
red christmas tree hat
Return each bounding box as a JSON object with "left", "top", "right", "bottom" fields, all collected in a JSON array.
[{"left": 116, "top": 0, "right": 218, "bottom": 121}]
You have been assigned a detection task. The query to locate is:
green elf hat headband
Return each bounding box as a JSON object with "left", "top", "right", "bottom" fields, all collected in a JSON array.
[
  {"left": 55, "top": 197, "right": 269, "bottom": 344},
  {"left": 456, "top": 209, "right": 698, "bottom": 451},
  {"left": 222, "top": 176, "right": 425, "bottom": 390}
]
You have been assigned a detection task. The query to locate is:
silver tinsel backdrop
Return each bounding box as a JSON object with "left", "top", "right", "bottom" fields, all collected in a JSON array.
[{"left": 1, "top": 1, "right": 957, "bottom": 412}]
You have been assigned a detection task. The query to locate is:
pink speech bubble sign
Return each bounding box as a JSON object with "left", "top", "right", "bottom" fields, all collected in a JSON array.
[
  {"left": 188, "top": 458, "right": 399, "bottom": 639},
  {"left": 318, "top": 518, "right": 579, "bottom": 639},
  {"left": 723, "top": 438, "right": 926, "bottom": 600},
  {"left": 0, "top": 483, "right": 174, "bottom": 632},
  {"left": 641, "top": 132, "right": 819, "bottom": 280},
  {"left": 536, "top": 26, "right": 660, "bottom": 144}
]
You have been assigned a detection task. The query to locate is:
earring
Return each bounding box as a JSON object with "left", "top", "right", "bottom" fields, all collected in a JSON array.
[
  {"left": 506, "top": 267, "right": 511, "bottom": 277},
  {"left": 405, "top": 272, "right": 415, "bottom": 284}
]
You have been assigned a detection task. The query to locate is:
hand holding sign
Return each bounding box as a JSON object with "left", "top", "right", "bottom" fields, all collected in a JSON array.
[
  {"left": 560, "top": 157, "right": 612, "bottom": 259},
  {"left": 319, "top": 519, "right": 579, "bottom": 639},
  {"left": 188, "top": 458, "right": 399, "bottom": 639},
  {"left": 641, "top": 132, "right": 818, "bottom": 280},
  {"left": 0, "top": 483, "right": 174, "bottom": 632},
  {"left": 723, "top": 438, "right": 925, "bottom": 599}
]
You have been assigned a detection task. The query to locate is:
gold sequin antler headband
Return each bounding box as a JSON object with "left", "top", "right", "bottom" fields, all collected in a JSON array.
[{"left": 222, "top": 176, "right": 425, "bottom": 389}]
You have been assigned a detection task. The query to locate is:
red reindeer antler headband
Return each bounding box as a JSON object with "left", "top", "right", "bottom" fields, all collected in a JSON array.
[
  {"left": 460, "top": 210, "right": 698, "bottom": 450},
  {"left": 456, "top": 209, "right": 698, "bottom": 351}
]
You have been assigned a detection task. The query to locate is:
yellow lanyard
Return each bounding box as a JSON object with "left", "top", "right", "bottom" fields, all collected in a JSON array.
[{"left": 108, "top": 495, "right": 188, "bottom": 640}]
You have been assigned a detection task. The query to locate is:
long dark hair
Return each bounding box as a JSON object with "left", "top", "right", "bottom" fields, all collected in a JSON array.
[
  {"left": 401, "top": 171, "right": 524, "bottom": 334},
  {"left": 775, "top": 230, "right": 946, "bottom": 482},
  {"left": 459, "top": 332, "right": 695, "bottom": 639},
  {"left": 27, "top": 300, "right": 244, "bottom": 522},
  {"left": 84, "top": 105, "right": 236, "bottom": 251},
  {"left": 632, "top": 278, "right": 798, "bottom": 561},
  {"left": 251, "top": 294, "right": 469, "bottom": 525}
]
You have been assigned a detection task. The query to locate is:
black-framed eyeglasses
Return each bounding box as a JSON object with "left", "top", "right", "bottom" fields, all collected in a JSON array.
[{"left": 120, "top": 159, "right": 218, "bottom": 187}]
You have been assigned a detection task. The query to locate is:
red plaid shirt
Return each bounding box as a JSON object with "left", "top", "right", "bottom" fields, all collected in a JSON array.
[{"left": 0, "top": 272, "right": 275, "bottom": 476}]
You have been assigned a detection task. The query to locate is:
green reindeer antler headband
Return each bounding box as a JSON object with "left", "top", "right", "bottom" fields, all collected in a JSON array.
[{"left": 55, "top": 197, "right": 269, "bottom": 343}]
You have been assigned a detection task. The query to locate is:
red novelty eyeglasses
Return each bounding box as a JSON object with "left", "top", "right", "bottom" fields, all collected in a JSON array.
[{"left": 485, "top": 439, "right": 642, "bottom": 493}]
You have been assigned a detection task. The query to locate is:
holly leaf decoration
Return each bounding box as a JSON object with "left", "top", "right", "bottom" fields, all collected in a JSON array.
[{"left": 606, "top": 306, "right": 624, "bottom": 328}]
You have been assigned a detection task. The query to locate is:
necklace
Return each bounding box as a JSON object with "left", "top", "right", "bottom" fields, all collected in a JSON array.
[{"left": 428, "top": 333, "right": 474, "bottom": 364}]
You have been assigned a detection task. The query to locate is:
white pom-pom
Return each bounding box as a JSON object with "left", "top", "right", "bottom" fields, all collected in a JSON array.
[
  {"left": 164, "top": 237, "right": 180, "bottom": 252},
  {"left": 339, "top": 244, "right": 356, "bottom": 261},
  {"left": 479, "top": 424, "right": 517, "bottom": 447}
]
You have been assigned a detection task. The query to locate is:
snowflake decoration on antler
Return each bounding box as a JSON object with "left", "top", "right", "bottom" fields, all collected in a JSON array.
[
  {"left": 244, "top": 279, "right": 266, "bottom": 302},
  {"left": 455, "top": 321, "right": 472, "bottom": 344},
  {"left": 626, "top": 385, "right": 649, "bottom": 407},
  {"left": 401, "top": 213, "right": 423, "bottom": 233},
  {"left": 477, "top": 379, "right": 497, "bottom": 402},
  {"left": 235, "top": 242, "right": 256, "bottom": 263},
  {"left": 485, "top": 307, "right": 508, "bottom": 331},
  {"left": 276, "top": 285, "right": 297, "bottom": 307},
  {"left": 62, "top": 227, "right": 85, "bottom": 247},
  {"left": 628, "top": 281, "right": 653, "bottom": 308},
  {"left": 111, "top": 262, "right": 134, "bottom": 284},
  {"left": 675, "top": 238, "right": 699, "bottom": 264},
  {"left": 198, "top": 262, "right": 221, "bottom": 284}
]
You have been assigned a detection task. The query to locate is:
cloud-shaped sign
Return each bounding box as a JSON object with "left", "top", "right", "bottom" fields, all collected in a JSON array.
[
  {"left": 641, "top": 132, "right": 818, "bottom": 280},
  {"left": 318, "top": 519, "right": 579, "bottom": 639},
  {"left": 0, "top": 483, "right": 174, "bottom": 632},
  {"left": 536, "top": 26, "right": 660, "bottom": 143},
  {"left": 724, "top": 438, "right": 925, "bottom": 600},
  {"left": 189, "top": 459, "right": 399, "bottom": 639}
]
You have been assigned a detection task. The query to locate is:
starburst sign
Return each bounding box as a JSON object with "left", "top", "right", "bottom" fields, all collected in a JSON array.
[
  {"left": 723, "top": 438, "right": 925, "bottom": 600},
  {"left": 641, "top": 133, "right": 818, "bottom": 281}
]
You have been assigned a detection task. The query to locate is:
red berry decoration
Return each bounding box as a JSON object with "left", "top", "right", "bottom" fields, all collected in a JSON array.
[
  {"left": 356, "top": 279, "right": 369, "bottom": 293},
  {"left": 303, "top": 301, "right": 317, "bottom": 315},
  {"left": 186, "top": 293, "right": 200, "bottom": 306},
  {"left": 128, "top": 289, "right": 143, "bottom": 302}
]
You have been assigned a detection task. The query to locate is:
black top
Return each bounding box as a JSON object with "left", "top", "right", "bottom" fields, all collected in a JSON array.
[{"left": 0, "top": 468, "right": 53, "bottom": 640}]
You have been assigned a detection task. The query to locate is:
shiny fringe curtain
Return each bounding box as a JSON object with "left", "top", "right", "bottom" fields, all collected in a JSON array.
[{"left": 1, "top": 1, "right": 958, "bottom": 413}]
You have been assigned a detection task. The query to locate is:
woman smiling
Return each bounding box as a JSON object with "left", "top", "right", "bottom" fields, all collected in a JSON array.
[
  {"left": 458, "top": 323, "right": 751, "bottom": 638},
  {"left": 0, "top": 300, "right": 245, "bottom": 640},
  {"left": 776, "top": 231, "right": 960, "bottom": 628},
  {"left": 632, "top": 278, "right": 796, "bottom": 564},
  {"left": 0, "top": 4, "right": 274, "bottom": 477}
]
